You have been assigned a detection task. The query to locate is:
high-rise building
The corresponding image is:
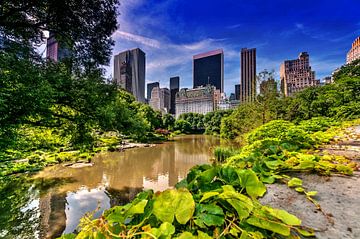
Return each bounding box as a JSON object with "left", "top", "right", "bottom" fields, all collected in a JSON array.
[
  {"left": 280, "top": 52, "right": 318, "bottom": 96},
  {"left": 175, "top": 85, "right": 216, "bottom": 118},
  {"left": 193, "top": 49, "right": 224, "bottom": 92},
  {"left": 170, "top": 77, "right": 180, "bottom": 115},
  {"left": 114, "top": 48, "right": 145, "bottom": 102},
  {"left": 147, "top": 82, "right": 159, "bottom": 101},
  {"left": 149, "top": 87, "right": 170, "bottom": 113},
  {"left": 229, "top": 93, "right": 236, "bottom": 101},
  {"left": 235, "top": 84, "right": 240, "bottom": 101},
  {"left": 46, "top": 33, "right": 69, "bottom": 61},
  {"left": 346, "top": 36, "right": 360, "bottom": 64},
  {"left": 240, "top": 48, "right": 257, "bottom": 103}
]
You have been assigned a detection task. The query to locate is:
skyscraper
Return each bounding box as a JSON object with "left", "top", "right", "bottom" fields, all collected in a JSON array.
[
  {"left": 235, "top": 84, "right": 240, "bottom": 101},
  {"left": 346, "top": 36, "right": 360, "bottom": 64},
  {"left": 169, "top": 76, "right": 180, "bottom": 115},
  {"left": 193, "top": 49, "right": 224, "bottom": 92},
  {"left": 149, "top": 87, "right": 170, "bottom": 114},
  {"left": 280, "top": 52, "right": 318, "bottom": 97},
  {"left": 114, "top": 48, "right": 145, "bottom": 102},
  {"left": 240, "top": 48, "right": 257, "bottom": 103},
  {"left": 46, "top": 33, "right": 69, "bottom": 61},
  {"left": 147, "top": 82, "right": 160, "bottom": 101}
]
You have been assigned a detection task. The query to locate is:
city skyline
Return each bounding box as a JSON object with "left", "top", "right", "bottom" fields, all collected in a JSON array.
[{"left": 106, "top": 0, "right": 360, "bottom": 95}]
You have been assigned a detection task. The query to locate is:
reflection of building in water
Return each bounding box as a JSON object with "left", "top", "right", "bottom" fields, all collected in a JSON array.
[
  {"left": 39, "top": 191, "right": 66, "bottom": 239},
  {"left": 106, "top": 187, "right": 143, "bottom": 207}
]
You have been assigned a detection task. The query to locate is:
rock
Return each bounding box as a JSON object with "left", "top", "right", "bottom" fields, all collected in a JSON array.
[
  {"left": 260, "top": 172, "right": 360, "bottom": 239},
  {"left": 67, "top": 162, "right": 94, "bottom": 168}
]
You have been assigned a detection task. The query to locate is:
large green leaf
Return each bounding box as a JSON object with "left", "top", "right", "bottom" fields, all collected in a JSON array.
[
  {"left": 246, "top": 216, "right": 290, "bottom": 236},
  {"left": 153, "top": 188, "right": 195, "bottom": 224},
  {"left": 219, "top": 185, "right": 253, "bottom": 220},
  {"left": 105, "top": 199, "right": 148, "bottom": 224},
  {"left": 199, "top": 191, "right": 219, "bottom": 203},
  {"left": 238, "top": 170, "right": 266, "bottom": 198},
  {"left": 263, "top": 206, "right": 301, "bottom": 226},
  {"left": 150, "top": 222, "right": 175, "bottom": 239},
  {"left": 194, "top": 203, "right": 225, "bottom": 228}
]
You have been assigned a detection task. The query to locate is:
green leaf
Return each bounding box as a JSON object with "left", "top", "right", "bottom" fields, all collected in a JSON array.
[
  {"left": 197, "top": 230, "right": 213, "bottom": 239},
  {"left": 176, "top": 232, "right": 196, "bottom": 239},
  {"left": 199, "top": 191, "right": 219, "bottom": 203},
  {"left": 264, "top": 160, "right": 284, "bottom": 170},
  {"left": 194, "top": 204, "right": 225, "bottom": 228},
  {"left": 238, "top": 170, "right": 266, "bottom": 198},
  {"left": 246, "top": 216, "right": 291, "bottom": 236},
  {"left": 295, "top": 187, "right": 305, "bottom": 193},
  {"left": 219, "top": 185, "right": 253, "bottom": 220},
  {"left": 287, "top": 177, "right": 303, "bottom": 187},
  {"left": 150, "top": 222, "right": 175, "bottom": 239},
  {"left": 296, "top": 228, "right": 315, "bottom": 237},
  {"left": 305, "top": 191, "right": 318, "bottom": 197},
  {"left": 264, "top": 206, "right": 301, "bottom": 226},
  {"left": 127, "top": 199, "right": 148, "bottom": 215},
  {"left": 153, "top": 188, "right": 195, "bottom": 224}
]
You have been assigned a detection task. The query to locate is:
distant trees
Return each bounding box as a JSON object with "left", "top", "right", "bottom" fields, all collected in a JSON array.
[{"left": 220, "top": 64, "right": 360, "bottom": 140}]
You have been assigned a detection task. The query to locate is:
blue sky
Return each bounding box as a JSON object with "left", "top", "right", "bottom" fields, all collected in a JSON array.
[{"left": 107, "top": 0, "right": 360, "bottom": 95}]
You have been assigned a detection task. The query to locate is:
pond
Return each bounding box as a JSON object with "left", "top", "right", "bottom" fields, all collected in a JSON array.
[{"left": 0, "top": 135, "right": 229, "bottom": 239}]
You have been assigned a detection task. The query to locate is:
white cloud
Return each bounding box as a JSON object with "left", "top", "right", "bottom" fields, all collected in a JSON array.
[{"left": 113, "top": 31, "right": 161, "bottom": 48}]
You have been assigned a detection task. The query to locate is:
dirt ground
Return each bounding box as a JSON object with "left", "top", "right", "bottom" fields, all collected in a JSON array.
[{"left": 260, "top": 126, "right": 360, "bottom": 239}]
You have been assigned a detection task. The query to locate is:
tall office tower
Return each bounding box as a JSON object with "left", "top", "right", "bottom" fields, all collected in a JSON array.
[
  {"left": 169, "top": 76, "right": 180, "bottom": 115},
  {"left": 346, "top": 36, "right": 360, "bottom": 64},
  {"left": 114, "top": 48, "right": 146, "bottom": 102},
  {"left": 280, "top": 52, "right": 317, "bottom": 97},
  {"left": 46, "top": 33, "right": 69, "bottom": 61},
  {"left": 240, "top": 48, "right": 257, "bottom": 103},
  {"left": 235, "top": 84, "right": 240, "bottom": 100},
  {"left": 193, "top": 49, "right": 224, "bottom": 92},
  {"left": 147, "top": 82, "right": 160, "bottom": 101},
  {"left": 149, "top": 87, "right": 171, "bottom": 113}
]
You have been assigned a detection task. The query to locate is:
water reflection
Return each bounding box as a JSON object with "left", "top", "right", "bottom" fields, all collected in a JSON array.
[{"left": 0, "top": 135, "right": 222, "bottom": 238}]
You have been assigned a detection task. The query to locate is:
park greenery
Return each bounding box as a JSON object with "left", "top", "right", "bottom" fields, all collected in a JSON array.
[{"left": 1, "top": 0, "right": 360, "bottom": 238}]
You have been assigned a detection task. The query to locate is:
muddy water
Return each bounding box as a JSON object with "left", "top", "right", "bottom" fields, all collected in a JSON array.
[{"left": 0, "top": 135, "right": 225, "bottom": 239}]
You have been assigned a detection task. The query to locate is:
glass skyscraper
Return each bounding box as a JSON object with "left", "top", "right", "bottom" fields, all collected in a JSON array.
[
  {"left": 170, "top": 76, "right": 180, "bottom": 115},
  {"left": 114, "top": 48, "right": 146, "bottom": 102},
  {"left": 193, "top": 49, "right": 224, "bottom": 92}
]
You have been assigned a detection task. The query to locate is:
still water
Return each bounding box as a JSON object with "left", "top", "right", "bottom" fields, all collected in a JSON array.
[{"left": 0, "top": 135, "right": 224, "bottom": 239}]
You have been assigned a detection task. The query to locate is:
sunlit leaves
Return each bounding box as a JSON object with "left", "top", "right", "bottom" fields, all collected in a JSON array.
[{"left": 153, "top": 188, "right": 195, "bottom": 224}]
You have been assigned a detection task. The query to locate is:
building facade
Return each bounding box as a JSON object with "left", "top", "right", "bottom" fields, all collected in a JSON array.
[
  {"left": 240, "top": 48, "right": 257, "bottom": 103},
  {"left": 46, "top": 33, "right": 69, "bottom": 61},
  {"left": 170, "top": 77, "right": 180, "bottom": 115},
  {"left": 193, "top": 49, "right": 224, "bottom": 92},
  {"left": 147, "top": 82, "right": 159, "bottom": 101},
  {"left": 346, "top": 36, "right": 360, "bottom": 64},
  {"left": 235, "top": 84, "right": 240, "bottom": 100},
  {"left": 280, "top": 52, "right": 318, "bottom": 97},
  {"left": 217, "top": 99, "right": 240, "bottom": 110},
  {"left": 175, "top": 85, "right": 216, "bottom": 118},
  {"left": 149, "top": 87, "right": 170, "bottom": 113},
  {"left": 114, "top": 48, "right": 146, "bottom": 102}
]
